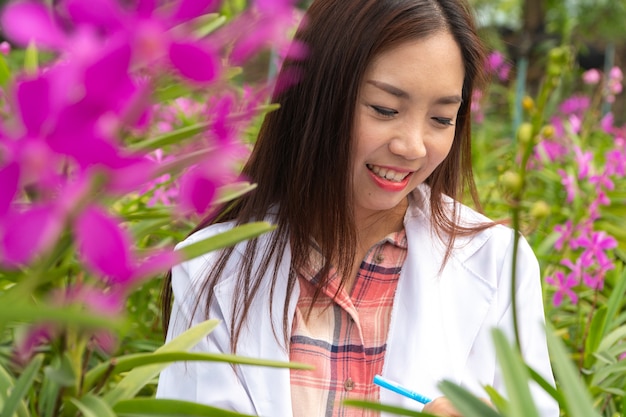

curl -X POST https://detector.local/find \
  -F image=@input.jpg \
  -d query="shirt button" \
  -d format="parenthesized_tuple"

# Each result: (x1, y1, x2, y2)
(344, 377, 355, 391)
(375, 254, 384, 263)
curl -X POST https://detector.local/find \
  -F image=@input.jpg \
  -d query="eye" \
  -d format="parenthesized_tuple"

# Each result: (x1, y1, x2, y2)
(431, 117, 455, 126)
(370, 105, 398, 118)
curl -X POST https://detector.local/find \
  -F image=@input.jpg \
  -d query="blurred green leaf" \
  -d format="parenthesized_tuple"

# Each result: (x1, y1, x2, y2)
(102, 320, 219, 405)
(43, 352, 76, 387)
(0, 364, 29, 417)
(24, 42, 38, 75)
(0, 55, 11, 87)
(546, 324, 602, 417)
(114, 398, 253, 416)
(342, 399, 436, 416)
(0, 302, 125, 331)
(491, 329, 541, 417)
(194, 14, 227, 37)
(0, 354, 43, 417)
(176, 221, 275, 262)
(84, 351, 312, 392)
(438, 381, 502, 417)
(70, 394, 117, 417)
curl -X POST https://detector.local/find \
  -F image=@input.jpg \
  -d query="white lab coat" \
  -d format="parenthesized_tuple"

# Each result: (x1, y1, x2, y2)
(157, 185, 559, 416)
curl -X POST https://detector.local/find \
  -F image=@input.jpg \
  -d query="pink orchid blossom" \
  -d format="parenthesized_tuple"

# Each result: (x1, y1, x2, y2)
(582, 68, 602, 85)
(558, 169, 578, 203)
(546, 270, 578, 306)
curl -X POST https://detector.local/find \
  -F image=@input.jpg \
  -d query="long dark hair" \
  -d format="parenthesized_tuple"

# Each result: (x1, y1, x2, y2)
(162, 0, 490, 351)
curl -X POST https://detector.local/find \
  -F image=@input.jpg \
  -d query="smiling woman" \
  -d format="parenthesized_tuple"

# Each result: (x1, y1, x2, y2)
(157, 1, 559, 416)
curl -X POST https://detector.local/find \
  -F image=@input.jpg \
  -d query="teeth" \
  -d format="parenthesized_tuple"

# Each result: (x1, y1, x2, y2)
(367, 164, 409, 183)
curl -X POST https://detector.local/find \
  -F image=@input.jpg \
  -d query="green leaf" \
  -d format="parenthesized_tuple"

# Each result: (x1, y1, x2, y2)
(0, 354, 44, 417)
(602, 266, 626, 337)
(0, 365, 28, 417)
(342, 399, 436, 416)
(0, 301, 125, 331)
(114, 398, 254, 417)
(102, 320, 219, 405)
(43, 352, 76, 387)
(24, 42, 38, 75)
(491, 329, 540, 417)
(482, 385, 508, 414)
(70, 394, 117, 417)
(130, 122, 210, 151)
(176, 221, 275, 262)
(0, 55, 11, 87)
(545, 324, 602, 417)
(212, 182, 257, 206)
(438, 381, 502, 417)
(584, 306, 608, 368)
(194, 14, 227, 37)
(84, 351, 312, 392)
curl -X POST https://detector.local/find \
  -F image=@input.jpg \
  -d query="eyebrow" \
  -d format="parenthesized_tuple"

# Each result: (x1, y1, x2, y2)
(366, 80, 463, 105)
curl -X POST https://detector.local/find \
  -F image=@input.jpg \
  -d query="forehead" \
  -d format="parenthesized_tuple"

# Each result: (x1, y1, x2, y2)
(363, 31, 465, 95)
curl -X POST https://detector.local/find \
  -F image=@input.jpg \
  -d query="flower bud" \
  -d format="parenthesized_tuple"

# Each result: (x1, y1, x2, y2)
(522, 96, 534, 111)
(541, 125, 555, 139)
(530, 200, 550, 219)
(500, 171, 523, 193)
(517, 122, 534, 144)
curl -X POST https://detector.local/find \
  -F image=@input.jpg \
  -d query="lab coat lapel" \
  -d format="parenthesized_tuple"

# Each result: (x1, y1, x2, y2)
(214, 241, 297, 417)
(382, 189, 496, 409)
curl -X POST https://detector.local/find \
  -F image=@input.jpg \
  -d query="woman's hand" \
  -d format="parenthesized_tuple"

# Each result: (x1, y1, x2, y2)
(422, 397, 462, 416)
(422, 396, 492, 416)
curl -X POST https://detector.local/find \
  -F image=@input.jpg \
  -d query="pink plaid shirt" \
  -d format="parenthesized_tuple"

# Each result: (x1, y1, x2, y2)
(290, 230, 408, 417)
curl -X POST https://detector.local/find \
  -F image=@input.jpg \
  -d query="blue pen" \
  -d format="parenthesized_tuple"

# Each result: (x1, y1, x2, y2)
(373, 374, 433, 404)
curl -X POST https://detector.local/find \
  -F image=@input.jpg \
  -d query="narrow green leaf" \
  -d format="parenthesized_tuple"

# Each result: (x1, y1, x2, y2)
(194, 14, 227, 37)
(70, 394, 117, 417)
(102, 320, 219, 405)
(545, 324, 602, 417)
(212, 182, 257, 206)
(491, 329, 541, 417)
(342, 399, 435, 416)
(114, 398, 254, 417)
(602, 266, 626, 338)
(438, 381, 502, 417)
(43, 353, 76, 387)
(176, 221, 275, 262)
(84, 351, 312, 391)
(0, 302, 124, 331)
(482, 385, 508, 414)
(24, 42, 38, 75)
(0, 55, 11, 87)
(526, 365, 562, 405)
(0, 354, 44, 417)
(130, 122, 210, 151)
(584, 306, 608, 368)
(0, 365, 28, 417)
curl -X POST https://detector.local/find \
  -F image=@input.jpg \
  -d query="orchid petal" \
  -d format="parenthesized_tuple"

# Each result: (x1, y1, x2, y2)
(0, 1, 66, 50)
(168, 0, 219, 25)
(16, 75, 51, 135)
(131, 249, 180, 283)
(83, 42, 134, 110)
(75, 205, 134, 283)
(180, 171, 217, 214)
(169, 40, 219, 83)
(63, 0, 127, 33)
(0, 162, 20, 219)
(2, 204, 62, 265)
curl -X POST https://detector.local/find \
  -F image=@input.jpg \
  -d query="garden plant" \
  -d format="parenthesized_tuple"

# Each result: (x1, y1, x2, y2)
(0, 0, 625, 416)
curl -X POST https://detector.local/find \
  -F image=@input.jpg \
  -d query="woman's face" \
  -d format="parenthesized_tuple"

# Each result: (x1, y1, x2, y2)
(351, 31, 465, 224)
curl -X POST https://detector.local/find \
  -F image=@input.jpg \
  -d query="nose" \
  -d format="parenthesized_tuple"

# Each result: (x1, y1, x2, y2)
(388, 121, 427, 160)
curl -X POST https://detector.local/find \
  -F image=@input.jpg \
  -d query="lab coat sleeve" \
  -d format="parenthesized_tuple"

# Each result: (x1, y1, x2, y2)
(155, 241, 257, 415)
(494, 233, 560, 417)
